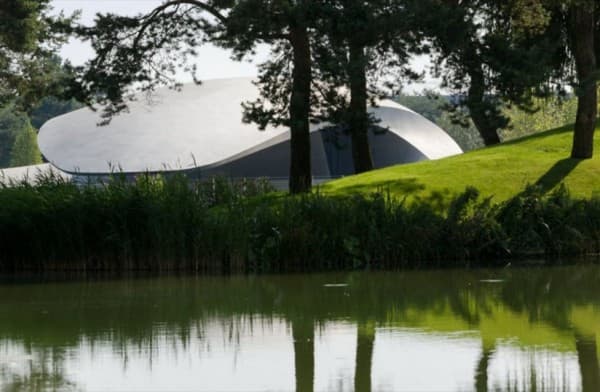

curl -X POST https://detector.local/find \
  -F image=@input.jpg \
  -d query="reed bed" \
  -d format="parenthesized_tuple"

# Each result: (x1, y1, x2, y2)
(1, 173, 599, 273)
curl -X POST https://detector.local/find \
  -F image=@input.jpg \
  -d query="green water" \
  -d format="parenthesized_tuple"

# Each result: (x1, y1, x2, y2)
(1, 266, 599, 392)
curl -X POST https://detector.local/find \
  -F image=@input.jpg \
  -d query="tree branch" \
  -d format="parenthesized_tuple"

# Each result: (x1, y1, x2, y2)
(149, 0, 227, 23)
(133, 0, 228, 50)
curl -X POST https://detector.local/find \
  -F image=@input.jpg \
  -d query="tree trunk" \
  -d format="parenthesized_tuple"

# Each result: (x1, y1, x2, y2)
(289, 25, 312, 194)
(467, 63, 501, 146)
(571, 4, 597, 159)
(354, 321, 375, 392)
(348, 41, 374, 174)
(292, 318, 314, 392)
(469, 105, 502, 146)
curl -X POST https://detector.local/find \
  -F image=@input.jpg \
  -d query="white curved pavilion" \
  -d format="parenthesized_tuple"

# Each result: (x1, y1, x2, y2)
(0, 163, 71, 185)
(38, 78, 462, 181)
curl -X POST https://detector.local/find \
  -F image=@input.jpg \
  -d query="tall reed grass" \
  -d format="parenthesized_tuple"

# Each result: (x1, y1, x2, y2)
(1, 173, 599, 272)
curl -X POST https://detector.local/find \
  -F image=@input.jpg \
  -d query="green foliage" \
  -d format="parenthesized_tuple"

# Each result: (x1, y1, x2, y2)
(28, 96, 82, 129)
(501, 96, 578, 141)
(70, 1, 324, 191)
(0, 61, 80, 169)
(397, 93, 578, 150)
(0, 105, 38, 167)
(309, 1, 426, 135)
(1, 173, 600, 272)
(0, 0, 51, 52)
(0, 174, 276, 271)
(0, 2, 75, 109)
(424, 1, 565, 146)
(0, 96, 73, 168)
(499, 185, 596, 257)
(9, 119, 41, 166)
(0, 106, 26, 166)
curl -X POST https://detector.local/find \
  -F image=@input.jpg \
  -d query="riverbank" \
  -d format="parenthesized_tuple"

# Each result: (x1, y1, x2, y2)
(1, 171, 599, 272)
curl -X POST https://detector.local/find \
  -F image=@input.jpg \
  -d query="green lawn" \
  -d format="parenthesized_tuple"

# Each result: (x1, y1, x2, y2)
(322, 125, 600, 203)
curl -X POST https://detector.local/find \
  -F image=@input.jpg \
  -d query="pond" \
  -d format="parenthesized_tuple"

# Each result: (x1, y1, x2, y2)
(0, 266, 599, 391)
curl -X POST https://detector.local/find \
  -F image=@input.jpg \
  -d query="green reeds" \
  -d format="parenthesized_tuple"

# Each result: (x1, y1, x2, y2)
(1, 174, 599, 272)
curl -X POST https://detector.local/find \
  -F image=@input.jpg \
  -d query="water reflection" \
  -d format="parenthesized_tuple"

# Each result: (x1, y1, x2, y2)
(0, 266, 599, 391)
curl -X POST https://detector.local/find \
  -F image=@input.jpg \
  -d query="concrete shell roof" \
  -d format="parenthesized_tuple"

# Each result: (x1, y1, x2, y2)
(0, 163, 71, 185)
(38, 78, 462, 174)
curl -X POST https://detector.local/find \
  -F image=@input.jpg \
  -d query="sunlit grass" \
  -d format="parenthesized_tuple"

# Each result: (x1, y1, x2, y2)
(322, 125, 600, 203)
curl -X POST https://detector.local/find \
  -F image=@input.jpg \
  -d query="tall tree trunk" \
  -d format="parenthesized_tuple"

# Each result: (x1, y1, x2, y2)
(348, 41, 374, 174)
(575, 334, 600, 392)
(354, 321, 375, 392)
(469, 105, 502, 146)
(292, 318, 314, 392)
(289, 25, 312, 194)
(467, 64, 501, 146)
(571, 4, 597, 159)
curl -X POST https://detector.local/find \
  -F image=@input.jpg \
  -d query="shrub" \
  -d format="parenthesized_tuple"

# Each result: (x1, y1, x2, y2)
(1, 175, 599, 272)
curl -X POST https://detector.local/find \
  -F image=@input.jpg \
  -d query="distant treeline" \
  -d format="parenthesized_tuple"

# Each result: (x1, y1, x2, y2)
(0, 97, 82, 168)
(1, 174, 598, 273)
(397, 94, 578, 152)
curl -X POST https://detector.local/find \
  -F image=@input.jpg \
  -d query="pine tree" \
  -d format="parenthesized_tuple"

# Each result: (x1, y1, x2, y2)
(70, 1, 326, 193)
(0, 1, 73, 108)
(426, 1, 563, 146)
(10, 119, 42, 167)
(509, 0, 598, 158)
(313, 0, 427, 173)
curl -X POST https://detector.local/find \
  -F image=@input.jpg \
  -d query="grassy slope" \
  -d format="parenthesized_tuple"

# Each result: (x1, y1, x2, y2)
(322, 125, 600, 203)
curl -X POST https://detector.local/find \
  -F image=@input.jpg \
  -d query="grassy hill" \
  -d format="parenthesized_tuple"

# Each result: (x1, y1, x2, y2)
(322, 125, 600, 204)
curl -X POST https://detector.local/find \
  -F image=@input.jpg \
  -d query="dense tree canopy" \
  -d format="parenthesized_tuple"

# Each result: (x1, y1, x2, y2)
(313, 0, 427, 173)
(0, 0, 73, 109)
(0, 91, 79, 169)
(0, 105, 41, 167)
(0, 0, 50, 52)
(0, 1, 76, 169)
(491, 0, 598, 158)
(72, 1, 323, 193)
(424, 0, 564, 147)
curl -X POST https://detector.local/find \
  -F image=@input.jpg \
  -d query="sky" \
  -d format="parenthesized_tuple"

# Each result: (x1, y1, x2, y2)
(50, 0, 435, 92)
(51, 0, 268, 82)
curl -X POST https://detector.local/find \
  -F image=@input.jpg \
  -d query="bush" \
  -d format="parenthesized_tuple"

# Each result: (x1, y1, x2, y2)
(1, 175, 599, 272)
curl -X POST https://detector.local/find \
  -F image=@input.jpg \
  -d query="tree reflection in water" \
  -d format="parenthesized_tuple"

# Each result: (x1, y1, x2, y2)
(354, 321, 375, 392)
(0, 266, 598, 391)
(0, 346, 82, 392)
(576, 334, 600, 392)
(475, 344, 493, 392)
(292, 317, 314, 392)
